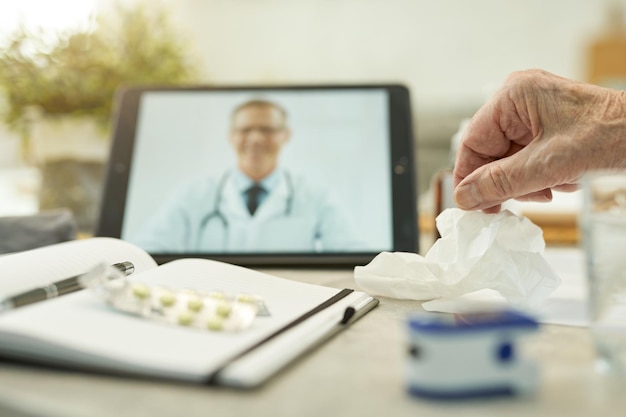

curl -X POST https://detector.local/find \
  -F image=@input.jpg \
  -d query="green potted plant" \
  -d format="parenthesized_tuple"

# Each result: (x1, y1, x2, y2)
(0, 3, 200, 232)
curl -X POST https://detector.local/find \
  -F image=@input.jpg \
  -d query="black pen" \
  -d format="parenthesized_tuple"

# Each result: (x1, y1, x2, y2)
(0, 261, 135, 311)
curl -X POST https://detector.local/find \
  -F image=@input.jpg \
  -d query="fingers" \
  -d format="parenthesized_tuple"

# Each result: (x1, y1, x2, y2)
(453, 149, 550, 211)
(453, 143, 583, 211)
(453, 78, 536, 189)
(454, 156, 515, 210)
(453, 106, 511, 188)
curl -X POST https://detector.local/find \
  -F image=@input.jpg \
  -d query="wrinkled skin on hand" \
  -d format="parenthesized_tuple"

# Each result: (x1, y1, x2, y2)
(453, 69, 626, 213)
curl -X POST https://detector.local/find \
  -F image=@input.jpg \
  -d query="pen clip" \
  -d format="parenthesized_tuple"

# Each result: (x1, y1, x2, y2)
(340, 306, 356, 325)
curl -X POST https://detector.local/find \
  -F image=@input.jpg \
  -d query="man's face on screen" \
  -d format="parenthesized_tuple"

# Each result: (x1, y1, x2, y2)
(230, 105, 290, 181)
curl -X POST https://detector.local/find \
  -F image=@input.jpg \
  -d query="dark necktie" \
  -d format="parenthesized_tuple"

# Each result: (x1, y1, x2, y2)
(246, 184, 264, 215)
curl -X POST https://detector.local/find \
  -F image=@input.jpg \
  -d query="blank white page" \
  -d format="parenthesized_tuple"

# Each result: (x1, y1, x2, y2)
(0, 238, 158, 297)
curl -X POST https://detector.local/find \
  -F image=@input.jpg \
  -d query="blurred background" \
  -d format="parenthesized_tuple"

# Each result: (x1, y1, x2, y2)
(1, 0, 625, 240)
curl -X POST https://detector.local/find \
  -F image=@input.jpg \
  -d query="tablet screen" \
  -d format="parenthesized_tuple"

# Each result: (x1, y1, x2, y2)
(97, 85, 417, 266)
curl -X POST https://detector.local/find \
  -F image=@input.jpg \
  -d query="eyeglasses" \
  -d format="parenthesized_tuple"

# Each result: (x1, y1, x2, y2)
(233, 126, 285, 136)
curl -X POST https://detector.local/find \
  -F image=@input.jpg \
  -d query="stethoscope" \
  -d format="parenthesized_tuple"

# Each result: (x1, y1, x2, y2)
(197, 170, 294, 249)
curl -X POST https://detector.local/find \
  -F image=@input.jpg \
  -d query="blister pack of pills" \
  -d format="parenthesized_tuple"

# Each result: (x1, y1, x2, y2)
(79, 264, 269, 332)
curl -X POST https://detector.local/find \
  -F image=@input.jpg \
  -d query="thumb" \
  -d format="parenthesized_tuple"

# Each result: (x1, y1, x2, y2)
(453, 159, 550, 211)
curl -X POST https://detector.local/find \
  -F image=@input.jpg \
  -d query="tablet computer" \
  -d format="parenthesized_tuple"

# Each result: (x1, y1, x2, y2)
(96, 84, 418, 266)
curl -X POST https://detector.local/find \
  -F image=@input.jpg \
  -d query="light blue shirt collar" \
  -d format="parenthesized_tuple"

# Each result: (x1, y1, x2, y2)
(232, 168, 282, 194)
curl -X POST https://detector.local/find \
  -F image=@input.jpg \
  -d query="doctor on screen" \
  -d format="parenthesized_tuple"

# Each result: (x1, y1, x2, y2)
(130, 99, 368, 253)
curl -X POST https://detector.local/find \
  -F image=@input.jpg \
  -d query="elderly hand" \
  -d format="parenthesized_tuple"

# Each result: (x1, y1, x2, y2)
(453, 69, 626, 213)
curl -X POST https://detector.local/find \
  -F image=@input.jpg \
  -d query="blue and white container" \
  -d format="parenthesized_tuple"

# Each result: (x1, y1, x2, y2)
(406, 310, 539, 399)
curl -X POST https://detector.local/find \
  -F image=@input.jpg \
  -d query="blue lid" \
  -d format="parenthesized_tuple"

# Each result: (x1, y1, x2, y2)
(407, 310, 539, 334)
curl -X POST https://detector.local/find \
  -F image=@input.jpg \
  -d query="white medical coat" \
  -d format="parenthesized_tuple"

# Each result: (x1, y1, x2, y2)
(130, 171, 368, 253)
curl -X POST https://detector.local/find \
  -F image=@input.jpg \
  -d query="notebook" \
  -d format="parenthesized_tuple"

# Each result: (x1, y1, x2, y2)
(97, 84, 418, 266)
(0, 237, 378, 387)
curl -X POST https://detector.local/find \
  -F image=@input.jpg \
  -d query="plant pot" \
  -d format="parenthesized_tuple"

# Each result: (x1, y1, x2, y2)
(25, 109, 110, 234)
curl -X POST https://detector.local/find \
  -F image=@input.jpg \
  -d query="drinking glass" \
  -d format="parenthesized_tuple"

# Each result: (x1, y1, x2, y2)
(581, 170, 626, 373)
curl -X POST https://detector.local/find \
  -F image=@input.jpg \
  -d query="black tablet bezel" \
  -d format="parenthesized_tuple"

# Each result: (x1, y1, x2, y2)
(96, 84, 418, 267)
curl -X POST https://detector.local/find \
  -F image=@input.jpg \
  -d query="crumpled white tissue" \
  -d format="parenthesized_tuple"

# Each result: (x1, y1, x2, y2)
(354, 208, 561, 310)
